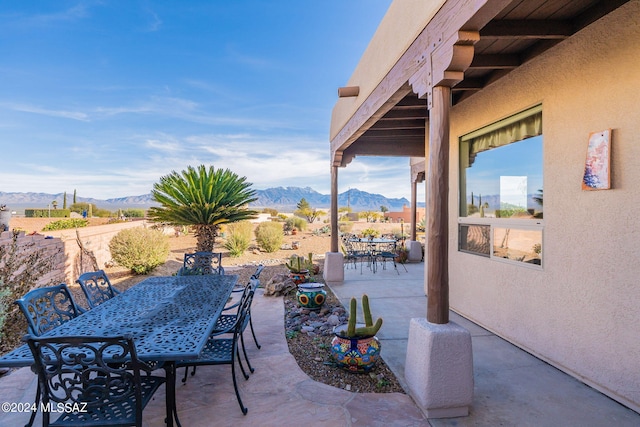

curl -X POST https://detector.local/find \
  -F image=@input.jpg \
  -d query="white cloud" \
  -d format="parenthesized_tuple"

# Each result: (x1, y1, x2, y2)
(3, 103, 89, 121)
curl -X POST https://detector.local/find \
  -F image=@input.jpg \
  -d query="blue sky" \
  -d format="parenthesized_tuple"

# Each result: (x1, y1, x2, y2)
(0, 0, 429, 201)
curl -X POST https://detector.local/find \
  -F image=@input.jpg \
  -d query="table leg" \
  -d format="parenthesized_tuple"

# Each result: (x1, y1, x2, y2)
(164, 362, 182, 427)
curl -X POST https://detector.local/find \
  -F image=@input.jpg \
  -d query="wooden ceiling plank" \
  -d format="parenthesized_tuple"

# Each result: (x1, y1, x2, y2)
(469, 53, 521, 69)
(480, 19, 573, 39)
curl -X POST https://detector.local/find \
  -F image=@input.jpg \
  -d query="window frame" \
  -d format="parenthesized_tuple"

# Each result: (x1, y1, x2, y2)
(457, 105, 544, 270)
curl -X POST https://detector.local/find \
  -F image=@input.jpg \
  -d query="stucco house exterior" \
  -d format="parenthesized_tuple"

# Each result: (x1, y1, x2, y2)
(326, 0, 639, 415)
(385, 204, 425, 225)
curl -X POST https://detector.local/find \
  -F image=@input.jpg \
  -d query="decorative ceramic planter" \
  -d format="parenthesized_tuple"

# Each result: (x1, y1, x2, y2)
(331, 323, 381, 373)
(296, 282, 326, 310)
(289, 270, 309, 285)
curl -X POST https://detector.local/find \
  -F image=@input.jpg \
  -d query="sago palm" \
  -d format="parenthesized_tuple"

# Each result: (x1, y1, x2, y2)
(148, 165, 258, 251)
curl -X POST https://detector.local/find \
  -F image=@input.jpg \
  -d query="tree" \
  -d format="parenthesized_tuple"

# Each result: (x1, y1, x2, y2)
(147, 165, 258, 251)
(359, 211, 382, 223)
(380, 205, 388, 214)
(63, 192, 67, 209)
(73, 189, 77, 204)
(294, 198, 325, 223)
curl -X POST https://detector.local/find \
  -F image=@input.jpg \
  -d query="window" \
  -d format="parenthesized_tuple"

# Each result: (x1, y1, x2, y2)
(458, 105, 543, 268)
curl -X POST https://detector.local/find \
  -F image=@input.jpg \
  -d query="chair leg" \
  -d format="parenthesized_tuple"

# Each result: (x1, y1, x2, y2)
(231, 345, 248, 415)
(25, 386, 40, 427)
(240, 332, 255, 373)
(181, 365, 196, 383)
(236, 346, 250, 380)
(249, 316, 261, 349)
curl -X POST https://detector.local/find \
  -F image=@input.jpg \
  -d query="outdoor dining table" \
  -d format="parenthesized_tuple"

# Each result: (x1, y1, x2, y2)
(0, 274, 238, 427)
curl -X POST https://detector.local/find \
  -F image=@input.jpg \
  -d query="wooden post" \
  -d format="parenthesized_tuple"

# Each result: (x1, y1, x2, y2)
(410, 178, 418, 241)
(330, 165, 339, 253)
(427, 86, 450, 324)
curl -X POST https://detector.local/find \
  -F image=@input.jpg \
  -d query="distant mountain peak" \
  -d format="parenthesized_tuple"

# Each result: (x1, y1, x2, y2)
(0, 187, 417, 212)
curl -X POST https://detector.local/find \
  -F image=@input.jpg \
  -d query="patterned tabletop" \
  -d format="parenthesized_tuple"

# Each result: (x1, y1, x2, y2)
(0, 274, 238, 367)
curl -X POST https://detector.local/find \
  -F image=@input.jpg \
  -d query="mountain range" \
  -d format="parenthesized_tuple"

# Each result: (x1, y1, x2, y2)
(0, 187, 417, 212)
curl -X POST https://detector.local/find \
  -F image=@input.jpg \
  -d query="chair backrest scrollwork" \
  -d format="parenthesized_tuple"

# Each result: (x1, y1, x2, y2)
(15, 284, 83, 336)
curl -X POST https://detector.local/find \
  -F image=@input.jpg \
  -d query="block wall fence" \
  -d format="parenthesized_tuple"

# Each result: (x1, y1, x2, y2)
(0, 221, 149, 288)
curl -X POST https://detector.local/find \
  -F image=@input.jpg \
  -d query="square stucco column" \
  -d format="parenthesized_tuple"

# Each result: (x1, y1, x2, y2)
(407, 240, 423, 262)
(323, 252, 344, 282)
(405, 318, 473, 418)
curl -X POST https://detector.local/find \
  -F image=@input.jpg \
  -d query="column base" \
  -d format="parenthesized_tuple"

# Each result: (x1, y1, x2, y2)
(407, 240, 423, 262)
(405, 318, 473, 418)
(323, 252, 344, 283)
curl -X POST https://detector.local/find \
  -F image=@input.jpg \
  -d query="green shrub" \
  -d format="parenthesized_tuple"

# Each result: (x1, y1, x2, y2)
(284, 216, 308, 232)
(25, 209, 70, 218)
(109, 227, 169, 274)
(254, 221, 283, 253)
(338, 222, 353, 233)
(224, 221, 253, 257)
(262, 208, 278, 217)
(42, 218, 89, 231)
(361, 228, 380, 238)
(122, 208, 145, 218)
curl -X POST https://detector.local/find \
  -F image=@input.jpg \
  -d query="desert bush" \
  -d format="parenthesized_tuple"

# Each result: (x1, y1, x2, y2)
(262, 208, 278, 217)
(0, 284, 10, 341)
(284, 216, 308, 232)
(42, 218, 89, 231)
(109, 227, 169, 274)
(0, 232, 61, 350)
(338, 222, 353, 233)
(224, 221, 253, 257)
(361, 228, 381, 238)
(254, 221, 283, 253)
(122, 208, 145, 218)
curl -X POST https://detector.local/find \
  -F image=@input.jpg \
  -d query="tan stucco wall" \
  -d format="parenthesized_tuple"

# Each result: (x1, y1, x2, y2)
(330, 0, 445, 140)
(446, 2, 640, 411)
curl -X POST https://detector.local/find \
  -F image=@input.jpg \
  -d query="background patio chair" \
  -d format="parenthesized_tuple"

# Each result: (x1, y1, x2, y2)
(15, 283, 84, 336)
(341, 233, 371, 272)
(177, 287, 255, 415)
(26, 335, 165, 427)
(177, 251, 224, 275)
(375, 240, 408, 274)
(76, 270, 120, 309)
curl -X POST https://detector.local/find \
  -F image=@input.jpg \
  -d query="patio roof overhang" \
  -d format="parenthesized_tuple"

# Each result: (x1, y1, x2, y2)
(330, 0, 631, 169)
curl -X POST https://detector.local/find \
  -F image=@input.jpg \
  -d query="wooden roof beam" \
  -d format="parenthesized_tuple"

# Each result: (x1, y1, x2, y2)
(380, 108, 429, 120)
(480, 20, 572, 39)
(369, 119, 426, 131)
(469, 53, 520, 70)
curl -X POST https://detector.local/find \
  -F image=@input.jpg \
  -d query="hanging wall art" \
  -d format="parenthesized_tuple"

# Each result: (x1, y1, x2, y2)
(582, 129, 611, 190)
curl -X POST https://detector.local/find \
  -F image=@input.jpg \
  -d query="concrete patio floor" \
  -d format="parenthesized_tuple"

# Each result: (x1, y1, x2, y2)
(330, 261, 640, 426)
(1, 260, 638, 426)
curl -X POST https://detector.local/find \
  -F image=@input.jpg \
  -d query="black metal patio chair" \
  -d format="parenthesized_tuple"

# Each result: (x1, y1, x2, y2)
(182, 272, 261, 383)
(15, 284, 84, 336)
(177, 287, 255, 415)
(15, 284, 87, 427)
(177, 251, 224, 276)
(341, 233, 371, 273)
(375, 240, 408, 274)
(26, 335, 165, 427)
(76, 270, 120, 309)
(224, 264, 264, 349)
